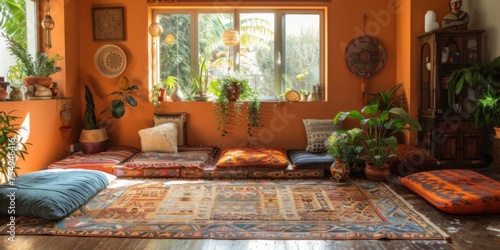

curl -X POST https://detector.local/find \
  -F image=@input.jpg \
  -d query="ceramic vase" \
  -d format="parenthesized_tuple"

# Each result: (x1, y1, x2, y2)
(9, 87, 23, 101)
(425, 10, 439, 32)
(330, 159, 350, 182)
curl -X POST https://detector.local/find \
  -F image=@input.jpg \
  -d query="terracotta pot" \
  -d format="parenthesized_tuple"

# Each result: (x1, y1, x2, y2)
(158, 88, 166, 102)
(495, 127, 500, 138)
(364, 163, 390, 182)
(226, 82, 241, 101)
(23, 77, 52, 88)
(330, 158, 350, 182)
(79, 128, 108, 154)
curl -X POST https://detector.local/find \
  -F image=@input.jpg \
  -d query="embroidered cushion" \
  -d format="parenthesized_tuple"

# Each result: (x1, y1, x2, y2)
(287, 150, 334, 169)
(216, 148, 289, 168)
(154, 113, 187, 146)
(387, 144, 439, 176)
(138, 123, 178, 153)
(399, 169, 500, 214)
(303, 119, 342, 152)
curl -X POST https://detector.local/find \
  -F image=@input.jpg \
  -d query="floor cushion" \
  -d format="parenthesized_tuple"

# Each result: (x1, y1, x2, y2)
(388, 144, 439, 176)
(399, 169, 500, 214)
(216, 147, 289, 168)
(287, 150, 333, 169)
(0, 169, 116, 220)
(48, 147, 139, 174)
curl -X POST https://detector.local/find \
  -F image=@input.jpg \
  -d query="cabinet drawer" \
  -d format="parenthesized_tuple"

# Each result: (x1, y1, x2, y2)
(459, 121, 480, 133)
(436, 121, 459, 133)
(436, 121, 480, 133)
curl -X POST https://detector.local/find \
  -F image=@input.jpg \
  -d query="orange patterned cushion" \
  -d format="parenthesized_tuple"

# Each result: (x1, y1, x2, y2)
(400, 169, 500, 214)
(216, 148, 289, 168)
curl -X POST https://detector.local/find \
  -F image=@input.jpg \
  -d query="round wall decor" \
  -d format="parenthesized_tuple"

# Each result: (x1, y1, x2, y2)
(345, 35, 386, 79)
(345, 35, 386, 103)
(94, 44, 127, 78)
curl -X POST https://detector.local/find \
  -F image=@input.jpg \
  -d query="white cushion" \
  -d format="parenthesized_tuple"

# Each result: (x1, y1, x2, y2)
(138, 123, 178, 153)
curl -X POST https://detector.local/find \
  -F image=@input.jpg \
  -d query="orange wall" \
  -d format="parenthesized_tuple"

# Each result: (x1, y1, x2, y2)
(3, 1, 445, 175)
(1, 0, 81, 175)
(78, 0, 400, 150)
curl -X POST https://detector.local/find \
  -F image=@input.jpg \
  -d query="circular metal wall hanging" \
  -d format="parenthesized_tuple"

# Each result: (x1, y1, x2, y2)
(94, 44, 127, 78)
(345, 35, 386, 103)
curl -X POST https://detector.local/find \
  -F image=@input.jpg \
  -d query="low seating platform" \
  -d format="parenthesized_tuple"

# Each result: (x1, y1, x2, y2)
(48, 146, 331, 179)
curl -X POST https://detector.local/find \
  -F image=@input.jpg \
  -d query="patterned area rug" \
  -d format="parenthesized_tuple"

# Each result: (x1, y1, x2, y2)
(1, 179, 448, 240)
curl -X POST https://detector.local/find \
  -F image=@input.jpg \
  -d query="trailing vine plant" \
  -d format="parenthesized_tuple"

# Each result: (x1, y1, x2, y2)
(209, 74, 261, 136)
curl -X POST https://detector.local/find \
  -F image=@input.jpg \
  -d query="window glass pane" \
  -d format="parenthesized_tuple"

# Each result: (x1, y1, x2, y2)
(239, 13, 275, 97)
(0, 0, 37, 87)
(283, 14, 320, 95)
(199, 13, 233, 80)
(157, 13, 192, 98)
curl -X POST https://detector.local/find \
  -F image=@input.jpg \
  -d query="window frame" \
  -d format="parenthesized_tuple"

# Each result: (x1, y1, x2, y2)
(150, 7, 326, 101)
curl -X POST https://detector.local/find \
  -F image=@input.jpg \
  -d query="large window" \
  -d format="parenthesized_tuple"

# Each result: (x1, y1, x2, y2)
(0, 0, 38, 82)
(151, 8, 324, 101)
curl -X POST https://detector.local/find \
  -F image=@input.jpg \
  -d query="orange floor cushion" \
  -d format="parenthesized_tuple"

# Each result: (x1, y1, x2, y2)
(399, 169, 500, 214)
(216, 147, 289, 169)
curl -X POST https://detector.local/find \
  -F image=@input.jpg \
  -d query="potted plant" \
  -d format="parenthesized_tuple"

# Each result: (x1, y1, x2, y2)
(208, 74, 261, 136)
(472, 85, 500, 137)
(189, 58, 211, 101)
(327, 128, 364, 181)
(80, 78, 139, 154)
(447, 56, 500, 111)
(151, 76, 178, 110)
(334, 104, 422, 181)
(0, 110, 29, 183)
(3, 33, 63, 88)
(367, 83, 408, 111)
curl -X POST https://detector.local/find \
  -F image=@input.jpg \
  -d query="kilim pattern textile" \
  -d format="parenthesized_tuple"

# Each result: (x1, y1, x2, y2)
(0, 179, 448, 240)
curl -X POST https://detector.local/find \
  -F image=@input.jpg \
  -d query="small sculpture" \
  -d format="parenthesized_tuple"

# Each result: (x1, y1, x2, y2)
(442, 0, 470, 29)
(33, 84, 53, 97)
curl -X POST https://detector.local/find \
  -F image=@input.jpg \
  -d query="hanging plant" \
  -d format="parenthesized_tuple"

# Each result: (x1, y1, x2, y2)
(209, 74, 261, 136)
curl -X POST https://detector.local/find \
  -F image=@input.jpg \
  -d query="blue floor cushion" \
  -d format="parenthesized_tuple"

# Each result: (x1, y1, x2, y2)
(0, 169, 115, 220)
(287, 150, 334, 169)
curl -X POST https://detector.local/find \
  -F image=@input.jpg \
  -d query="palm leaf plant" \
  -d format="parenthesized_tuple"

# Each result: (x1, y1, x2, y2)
(0, 110, 29, 182)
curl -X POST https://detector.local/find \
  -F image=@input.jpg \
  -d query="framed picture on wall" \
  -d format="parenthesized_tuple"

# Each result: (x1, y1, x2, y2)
(92, 7, 126, 41)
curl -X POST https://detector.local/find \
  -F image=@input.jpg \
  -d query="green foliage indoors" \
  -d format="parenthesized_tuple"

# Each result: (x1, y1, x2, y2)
(472, 86, 500, 127)
(327, 128, 364, 167)
(84, 85, 97, 130)
(0, 0, 26, 45)
(4, 33, 63, 77)
(0, 110, 29, 181)
(209, 74, 261, 136)
(84, 84, 139, 130)
(368, 83, 408, 111)
(447, 56, 500, 108)
(334, 104, 422, 167)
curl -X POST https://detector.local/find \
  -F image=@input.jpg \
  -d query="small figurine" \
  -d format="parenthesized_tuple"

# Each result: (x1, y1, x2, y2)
(442, 0, 470, 29)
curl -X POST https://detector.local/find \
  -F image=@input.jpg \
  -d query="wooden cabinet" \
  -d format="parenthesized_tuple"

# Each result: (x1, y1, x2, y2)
(417, 29, 485, 166)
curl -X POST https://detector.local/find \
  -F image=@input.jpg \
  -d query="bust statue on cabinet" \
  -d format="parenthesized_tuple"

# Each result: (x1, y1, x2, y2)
(442, 0, 470, 29)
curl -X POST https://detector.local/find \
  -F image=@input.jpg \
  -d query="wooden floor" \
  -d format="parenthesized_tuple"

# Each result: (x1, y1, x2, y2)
(2, 168, 499, 250)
